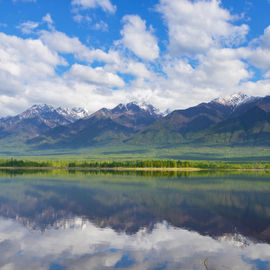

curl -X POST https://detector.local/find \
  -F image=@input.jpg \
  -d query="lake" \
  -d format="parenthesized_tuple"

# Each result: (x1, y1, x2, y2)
(0, 169, 270, 269)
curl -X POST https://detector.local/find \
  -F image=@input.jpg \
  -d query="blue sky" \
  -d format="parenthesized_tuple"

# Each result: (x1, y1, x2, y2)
(0, 0, 270, 116)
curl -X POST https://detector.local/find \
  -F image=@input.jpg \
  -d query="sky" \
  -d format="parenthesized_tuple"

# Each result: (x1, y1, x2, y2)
(0, 0, 270, 116)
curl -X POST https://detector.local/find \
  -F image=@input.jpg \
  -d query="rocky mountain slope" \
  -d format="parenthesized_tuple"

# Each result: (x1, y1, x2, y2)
(128, 93, 270, 146)
(29, 102, 163, 148)
(0, 104, 89, 140)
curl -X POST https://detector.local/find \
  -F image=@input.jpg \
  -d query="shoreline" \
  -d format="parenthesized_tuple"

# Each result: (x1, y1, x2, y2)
(0, 166, 202, 171)
(0, 166, 270, 172)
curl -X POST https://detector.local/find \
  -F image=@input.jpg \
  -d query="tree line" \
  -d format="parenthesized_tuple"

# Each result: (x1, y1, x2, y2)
(0, 158, 270, 169)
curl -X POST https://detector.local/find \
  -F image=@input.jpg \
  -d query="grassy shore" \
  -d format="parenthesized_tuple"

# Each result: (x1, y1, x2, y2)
(0, 166, 202, 172)
(1, 158, 270, 171)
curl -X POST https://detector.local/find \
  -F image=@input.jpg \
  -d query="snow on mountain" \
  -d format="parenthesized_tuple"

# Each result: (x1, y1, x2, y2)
(133, 101, 163, 116)
(212, 92, 259, 107)
(0, 104, 90, 134)
(19, 104, 55, 119)
(56, 107, 89, 121)
(111, 102, 163, 117)
(16, 104, 89, 122)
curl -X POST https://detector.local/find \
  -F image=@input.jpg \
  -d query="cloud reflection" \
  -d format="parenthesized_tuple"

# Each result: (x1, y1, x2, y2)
(0, 217, 269, 270)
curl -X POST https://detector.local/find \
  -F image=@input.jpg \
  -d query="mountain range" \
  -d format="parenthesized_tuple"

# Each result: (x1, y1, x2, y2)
(129, 93, 270, 146)
(0, 104, 89, 141)
(1, 92, 270, 149)
(29, 102, 162, 148)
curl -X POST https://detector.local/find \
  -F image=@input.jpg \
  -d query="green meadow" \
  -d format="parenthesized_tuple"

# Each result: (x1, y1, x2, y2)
(1, 143, 270, 163)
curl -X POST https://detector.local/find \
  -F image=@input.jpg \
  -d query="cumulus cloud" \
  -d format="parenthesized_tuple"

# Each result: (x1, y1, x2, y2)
(1, 1, 270, 117)
(0, 33, 65, 80)
(193, 48, 251, 89)
(39, 30, 120, 64)
(40, 30, 88, 55)
(68, 64, 125, 87)
(156, 0, 249, 55)
(0, 32, 68, 115)
(71, 0, 116, 14)
(247, 26, 270, 70)
(0, 31, 129, 116)
(0, 29, 150, 116)
(119, 15, 160, 61)
(119, 61, 152, 79)
(242, 79, 270, 97)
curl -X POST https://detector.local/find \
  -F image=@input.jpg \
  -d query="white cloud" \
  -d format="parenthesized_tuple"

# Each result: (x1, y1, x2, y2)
(246, 26, 270, 70)
(0, 32, 67, 115)
(93, 20, 108, 32)
(39, 30, 120, 64)
(242, 79, 270, 97)
(68, 64, 125, 87)
(120, 61, 152, 79)
(16, 21, 39, 34)
(0, 28, 257, 116)
(40, 30, 88, 55)
(0, 218, 268, 270)
(104, 55, 152, 79)
(260, 25, 270, 48)
(16, 14, 54, 36)
(0, 32, 65, 80)
(248, 47, 270, 70)
(42, 13, 53, 25)
(71, 0, 116, 14)
(1, 2, 270, 117)
(157, 0, 249, 55)
(0, 31, 128, 115)
(193, 48, 251, 89)
(119, 15, 160, 62)
(114, 47, 252, 112)
(264, 71, 270, 78)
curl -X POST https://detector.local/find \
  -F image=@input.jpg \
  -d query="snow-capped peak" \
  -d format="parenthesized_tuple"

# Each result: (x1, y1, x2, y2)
(212, 92, 258, 107)
(129, 101, 163, 116)
(20, 104, 55, 119)
(112, 102, 161, 116)
(56, 107, 89, 120)
(30, 104, 54, 111)
(18, 104, 89, 121)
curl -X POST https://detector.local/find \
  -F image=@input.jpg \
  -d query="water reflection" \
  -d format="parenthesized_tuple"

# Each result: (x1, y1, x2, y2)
(0, 217, 270, 270)
(0, 170, 270, 269)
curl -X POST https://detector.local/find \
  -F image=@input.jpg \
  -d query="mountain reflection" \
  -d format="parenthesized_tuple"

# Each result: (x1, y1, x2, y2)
(0, 170, 270, 269)
(0, 217, 270, 270)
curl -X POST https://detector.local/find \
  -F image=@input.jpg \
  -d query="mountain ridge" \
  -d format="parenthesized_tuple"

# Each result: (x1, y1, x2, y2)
(28, 102, 163, 148)
(211, 92, 259, 108)
(0, 104, 89, 140)
(1, 93, 270, 149)
(127, 93, 270, 146)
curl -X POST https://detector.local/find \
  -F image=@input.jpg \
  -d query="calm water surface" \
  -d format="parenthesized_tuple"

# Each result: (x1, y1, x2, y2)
(0, 170, 270, 270)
